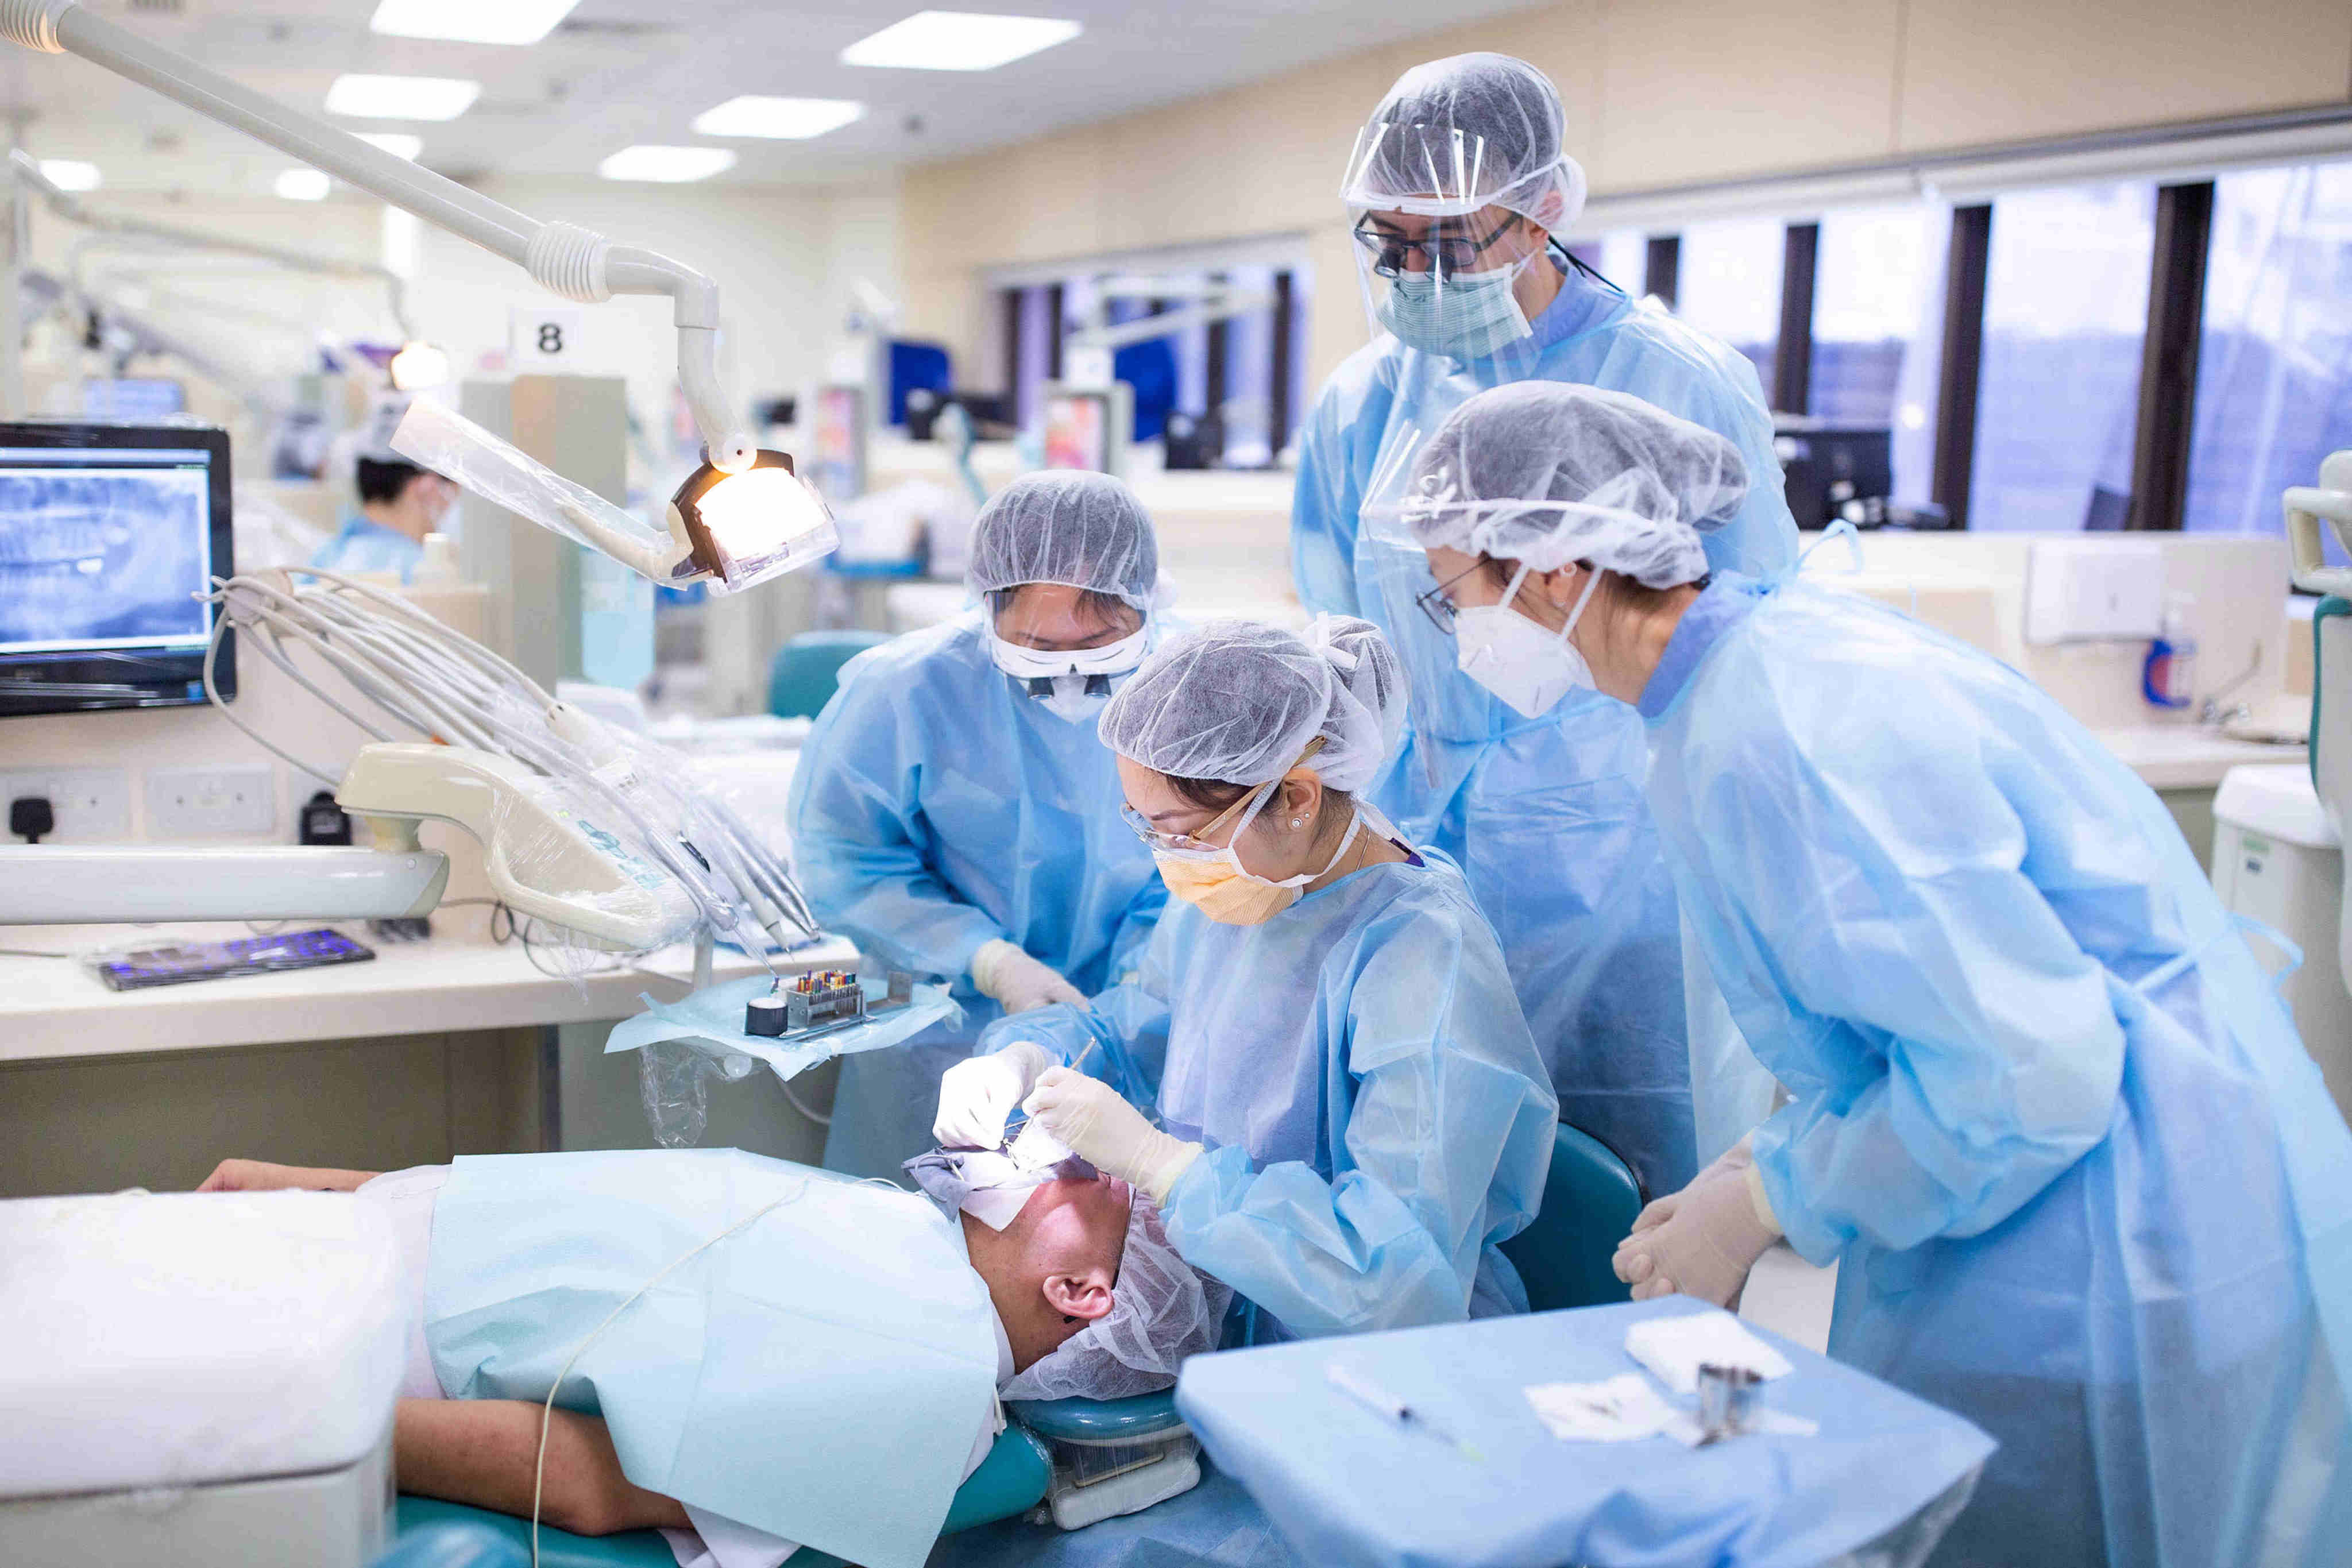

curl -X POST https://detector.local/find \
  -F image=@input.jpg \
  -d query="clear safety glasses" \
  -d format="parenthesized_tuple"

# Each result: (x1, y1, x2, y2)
(1119, 784, 1266, 858)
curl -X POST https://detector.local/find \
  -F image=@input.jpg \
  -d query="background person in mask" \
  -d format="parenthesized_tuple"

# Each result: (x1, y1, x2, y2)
(1403, 380, 2352, 1568)
(789, 471, 1169, 1180)
(934, 616, 1555, 1343)
(1293, 50, 1801, 1200)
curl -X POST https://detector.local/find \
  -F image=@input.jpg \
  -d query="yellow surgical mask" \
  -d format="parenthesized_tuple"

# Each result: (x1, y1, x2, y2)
(1149, 764, 1365, 927)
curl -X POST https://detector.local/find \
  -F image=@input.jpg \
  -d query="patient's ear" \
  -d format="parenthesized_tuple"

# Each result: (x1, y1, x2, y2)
(1043, 1267, 1115, 1324)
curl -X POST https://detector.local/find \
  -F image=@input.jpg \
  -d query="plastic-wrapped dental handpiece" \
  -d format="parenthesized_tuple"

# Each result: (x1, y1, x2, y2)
(392, 398, 688, 583)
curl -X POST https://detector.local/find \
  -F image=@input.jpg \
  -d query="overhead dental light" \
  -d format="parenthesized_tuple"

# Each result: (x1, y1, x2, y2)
(0, 0, 832, 594)
(387, 339, 449, 390)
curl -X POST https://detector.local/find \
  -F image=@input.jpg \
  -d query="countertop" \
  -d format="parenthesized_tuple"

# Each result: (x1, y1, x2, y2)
(2092, 725, 2309, 791)
(0, 906, 856, 1065)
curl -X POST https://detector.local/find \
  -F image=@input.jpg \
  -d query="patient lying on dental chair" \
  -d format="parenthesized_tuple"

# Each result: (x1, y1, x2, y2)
(197, 1145, 1227, 1568)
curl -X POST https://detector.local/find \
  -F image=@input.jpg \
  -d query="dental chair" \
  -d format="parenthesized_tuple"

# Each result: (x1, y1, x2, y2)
(385, 1123, 1643, 1565)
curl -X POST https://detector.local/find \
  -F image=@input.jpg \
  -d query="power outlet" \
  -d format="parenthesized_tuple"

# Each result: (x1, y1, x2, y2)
(0, 768, 131, 841)
(146, 766, 276, 838)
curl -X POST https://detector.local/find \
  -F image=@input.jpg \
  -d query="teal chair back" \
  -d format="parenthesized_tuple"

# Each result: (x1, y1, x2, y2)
(1500, 1123, 1644, 1313)
(767, 630, 889, 719)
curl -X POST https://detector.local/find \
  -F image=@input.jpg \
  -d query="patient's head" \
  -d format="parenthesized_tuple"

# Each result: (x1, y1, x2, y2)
(960, 1168, 1131, 1373)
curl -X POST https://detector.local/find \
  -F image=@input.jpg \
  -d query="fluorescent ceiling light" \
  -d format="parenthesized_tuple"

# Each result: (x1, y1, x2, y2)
(839, 10, 1080, 71)
(275, 168, 331, 202)
(37, 159, 100, 191)
(369, 0, 580, 46)
(325, 74, 481, 122)
(355, 132, 424, 160)
(597, 145, 737, 183)
(692, 96, 865, 140)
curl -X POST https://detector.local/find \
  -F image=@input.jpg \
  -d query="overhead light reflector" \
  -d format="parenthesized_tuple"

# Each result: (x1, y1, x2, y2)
(355, 132, 424, 160)
(325, 74, 482, 122)
(839, 10, 1080, 71)
(275, 168, 331, 202)
(368, 0, 581, 46)
(692, 96, 866, 140)
(37, 159, 100, 191)
(597, 145, 737, 183)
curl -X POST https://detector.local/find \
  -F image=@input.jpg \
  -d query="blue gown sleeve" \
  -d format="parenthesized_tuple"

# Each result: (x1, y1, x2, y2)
(786, 669, 1006, 984)
(1713, 692, 2129, 1263)
(1289, 386, 1363, 618)
(975, 919, 1176, 1110)
(1160, 907, 1557, 1339)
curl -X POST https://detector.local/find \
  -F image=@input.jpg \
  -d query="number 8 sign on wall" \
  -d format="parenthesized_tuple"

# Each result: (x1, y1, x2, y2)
(510, 305, 588, 370)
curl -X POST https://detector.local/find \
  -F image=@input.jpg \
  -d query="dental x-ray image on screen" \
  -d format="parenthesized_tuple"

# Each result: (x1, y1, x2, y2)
(0, 459, 213, 651)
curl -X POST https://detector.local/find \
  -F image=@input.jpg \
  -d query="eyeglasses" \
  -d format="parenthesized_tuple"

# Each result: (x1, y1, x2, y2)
(1351, 214, 1520, 279)
(1119, 782, 1268, 855)
(1414, 559, 1491, 636)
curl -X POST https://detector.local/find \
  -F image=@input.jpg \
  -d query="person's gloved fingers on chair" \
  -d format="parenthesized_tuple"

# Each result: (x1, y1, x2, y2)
(1612, 1163, 1782, 1307)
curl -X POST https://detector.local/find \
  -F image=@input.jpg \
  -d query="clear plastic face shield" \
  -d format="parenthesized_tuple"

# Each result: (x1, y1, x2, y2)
(1340, 121, 1571, 387)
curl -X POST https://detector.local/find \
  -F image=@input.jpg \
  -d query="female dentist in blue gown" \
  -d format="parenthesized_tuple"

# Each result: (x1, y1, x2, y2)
(1400, 380, 2352, 1568)
(1293, 51, 1800, 1198)
(934, 617, 1557, 1341)
(788, 472, 1168, 1179)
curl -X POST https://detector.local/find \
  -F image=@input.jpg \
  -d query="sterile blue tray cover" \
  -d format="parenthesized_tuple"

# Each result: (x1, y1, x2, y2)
(1174, 1297, 1996, 1568)
(423, 1148, 1000, 1568)
(604, 974, 959, 1080)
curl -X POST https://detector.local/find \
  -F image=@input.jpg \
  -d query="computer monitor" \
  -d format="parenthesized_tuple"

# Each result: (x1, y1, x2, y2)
(0, 420, 235, 717)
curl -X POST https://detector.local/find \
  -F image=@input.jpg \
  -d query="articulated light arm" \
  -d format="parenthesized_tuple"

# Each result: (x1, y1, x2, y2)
(13, 150, 416, 340)
(0, 0, 754, 474)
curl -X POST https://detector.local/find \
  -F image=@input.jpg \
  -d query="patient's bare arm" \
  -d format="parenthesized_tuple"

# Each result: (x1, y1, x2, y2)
(395, 1399, 691, 1536)
(197, 1158, 381, 1193)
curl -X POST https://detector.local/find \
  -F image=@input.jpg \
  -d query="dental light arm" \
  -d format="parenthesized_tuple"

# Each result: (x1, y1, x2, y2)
(12, 150, 416, 341)
(0, 0, 753, 476)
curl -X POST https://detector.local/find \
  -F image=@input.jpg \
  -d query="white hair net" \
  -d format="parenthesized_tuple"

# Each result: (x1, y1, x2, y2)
(997, 1190, 1233, 1404)
(1340, 53, 1588, 231)
(965, 470, 1160, 610)
(1099, 615, 1405, 795)
(1395, 383, 1750, 589)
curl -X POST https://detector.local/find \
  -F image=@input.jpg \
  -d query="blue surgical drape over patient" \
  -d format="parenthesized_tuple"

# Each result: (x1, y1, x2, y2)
(788, 615, 1165, 1177)
(1291, 265, 1799, 1196)
(980, 852, 1556, 1343)
(1640, 574, 2352, 1568)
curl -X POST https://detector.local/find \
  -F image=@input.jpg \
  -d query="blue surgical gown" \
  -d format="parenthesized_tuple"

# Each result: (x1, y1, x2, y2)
(788, 612, 1165, 1179)
(310, 514, 423, 582)
(979, 849, 1557, 1343)
(1639, 574, 2352, 1567)
(1291, 267, 1799, 1198)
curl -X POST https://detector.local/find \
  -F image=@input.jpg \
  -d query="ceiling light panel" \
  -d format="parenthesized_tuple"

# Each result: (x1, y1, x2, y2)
(692, 96, 866, 140)
(275, 169, 331, 201)
(369, 0, 581, 46)
(38, 160, 99, 191)
(839, 11, 1082, 71)
(325, 75, 482, 122)
(597, 145, 737, 183)
(354, 133, 424, 160)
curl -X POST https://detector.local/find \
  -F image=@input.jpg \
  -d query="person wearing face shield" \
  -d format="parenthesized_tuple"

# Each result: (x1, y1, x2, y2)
(1396, 380, 2352, 1568)
(934, 615, 1556, 1345)
(787, 471, 1171, 1180)
(1295, 51, 1802, 1199)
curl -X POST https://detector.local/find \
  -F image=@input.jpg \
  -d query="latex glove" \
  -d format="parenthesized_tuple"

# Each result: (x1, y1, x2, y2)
(1628, 1133, 1755, 1237)
(1022, 1067, 1202, 1204)
(1613, 1164, 1782, 1307)
(970, 938, 1088, 1014)
(934, 1040, 1054, 1150)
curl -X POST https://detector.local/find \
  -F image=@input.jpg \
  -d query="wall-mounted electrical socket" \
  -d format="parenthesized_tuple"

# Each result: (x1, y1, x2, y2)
(146, 766, 276, 838)
(0, 768, 132, 841)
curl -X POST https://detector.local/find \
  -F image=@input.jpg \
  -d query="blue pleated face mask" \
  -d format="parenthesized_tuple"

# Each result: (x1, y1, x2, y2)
(1377, 259, 1535, 364)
